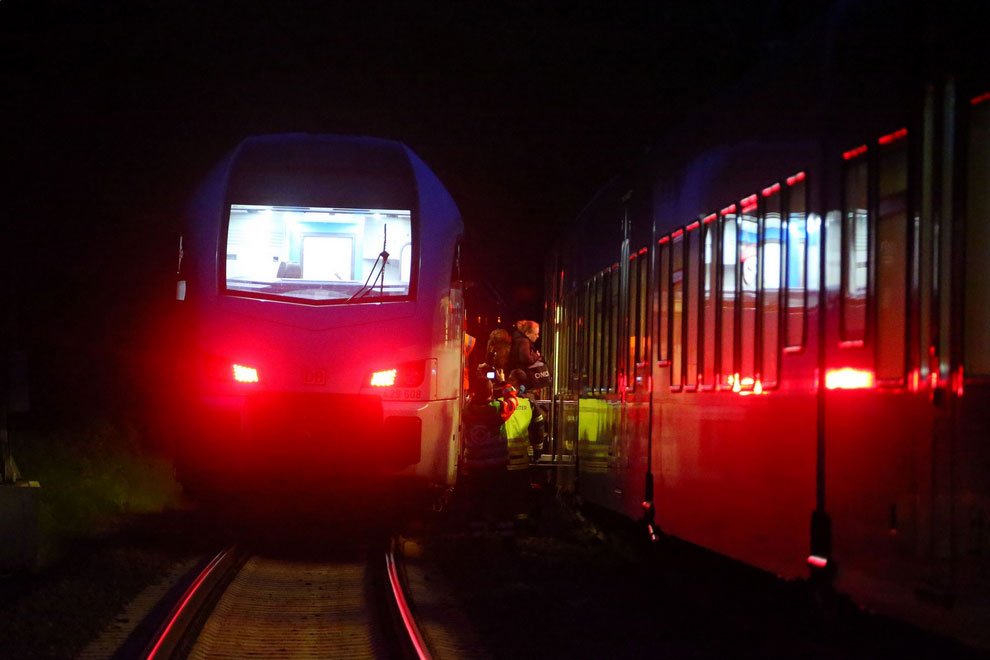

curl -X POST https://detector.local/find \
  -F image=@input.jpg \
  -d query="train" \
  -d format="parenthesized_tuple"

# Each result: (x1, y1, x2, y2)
(541, 3, 989, 649)
(169, 134, 465, 502)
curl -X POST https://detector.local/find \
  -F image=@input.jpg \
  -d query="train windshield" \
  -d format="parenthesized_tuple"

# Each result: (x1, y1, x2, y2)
(224, 204, 414, 303)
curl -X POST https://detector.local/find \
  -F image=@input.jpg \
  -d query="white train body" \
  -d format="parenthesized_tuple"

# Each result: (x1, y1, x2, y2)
(172, 134, 464, 495)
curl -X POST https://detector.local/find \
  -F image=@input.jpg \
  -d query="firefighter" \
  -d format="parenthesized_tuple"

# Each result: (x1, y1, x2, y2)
(505, 368, 549, 533)
(460, 369, 518, 537)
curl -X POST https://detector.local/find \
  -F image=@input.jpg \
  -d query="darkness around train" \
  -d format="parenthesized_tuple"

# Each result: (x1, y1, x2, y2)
(2, 0, 987, 653)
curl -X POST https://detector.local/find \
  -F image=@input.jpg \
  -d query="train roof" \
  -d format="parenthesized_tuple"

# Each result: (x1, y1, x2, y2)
(226, 133, 420, 212)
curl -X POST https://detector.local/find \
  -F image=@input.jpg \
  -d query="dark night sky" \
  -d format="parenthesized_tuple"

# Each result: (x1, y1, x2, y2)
(2, 0, 831, 416)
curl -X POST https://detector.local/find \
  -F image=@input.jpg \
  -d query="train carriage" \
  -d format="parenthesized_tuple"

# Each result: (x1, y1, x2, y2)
(170, 134, 464, 500)
(543, 4, 989, 648)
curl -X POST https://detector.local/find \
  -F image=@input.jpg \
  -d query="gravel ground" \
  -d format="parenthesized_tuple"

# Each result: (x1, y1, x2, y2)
(418, 489, 990, 660)
(1, 490, 988, 660)
(0, 509, 209, 660)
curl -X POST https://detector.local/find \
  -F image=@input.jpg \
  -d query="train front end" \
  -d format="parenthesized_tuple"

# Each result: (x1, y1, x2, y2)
(171, 134, 464, 498)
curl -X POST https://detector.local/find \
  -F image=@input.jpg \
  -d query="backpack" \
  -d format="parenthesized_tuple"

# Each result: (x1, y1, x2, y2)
(526, 359, 552, 390)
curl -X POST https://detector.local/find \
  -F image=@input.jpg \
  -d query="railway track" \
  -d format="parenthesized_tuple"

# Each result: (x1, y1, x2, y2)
(95, 537, 479, 660)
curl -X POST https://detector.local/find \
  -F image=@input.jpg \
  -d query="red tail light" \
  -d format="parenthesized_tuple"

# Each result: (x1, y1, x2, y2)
(370, 369, 398, 387)
(368, 360, 428, 388)
(232, 364, 259, 383)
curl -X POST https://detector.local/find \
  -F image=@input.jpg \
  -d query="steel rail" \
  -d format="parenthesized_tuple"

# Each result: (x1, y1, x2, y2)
(142, 545, 238, 660)
(386, 540, 433, 660)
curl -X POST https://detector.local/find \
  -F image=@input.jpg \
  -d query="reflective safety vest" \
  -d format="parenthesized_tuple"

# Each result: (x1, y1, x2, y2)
(504, 396, 533, 471)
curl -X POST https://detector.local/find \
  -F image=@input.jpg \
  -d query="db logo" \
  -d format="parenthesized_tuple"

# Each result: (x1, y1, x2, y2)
(302, 369, 326, 386)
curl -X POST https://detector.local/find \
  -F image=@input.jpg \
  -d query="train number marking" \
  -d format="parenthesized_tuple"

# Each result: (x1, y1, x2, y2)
(302, 369, 326, 386)
(382, 388, 422, 400)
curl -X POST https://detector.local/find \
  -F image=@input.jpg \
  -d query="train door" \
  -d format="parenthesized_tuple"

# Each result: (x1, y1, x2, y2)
(824, 98, 935, 613)
(935, 81, 990, 613)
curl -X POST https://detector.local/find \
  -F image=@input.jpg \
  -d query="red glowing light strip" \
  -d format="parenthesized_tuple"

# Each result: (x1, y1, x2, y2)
(611, 262, 619, 271)
(740, 194, 758, 212)
(702, 213, 717, 224)
(638, 247, 648, 255)
(878, 127, 907, 145)
(971, 91, 990, 105)
(843, 145, 867, 160)
(659, 236, 670, 244)
(787, 171, 806, 185)
(386, 550, 433, 660)
(145, 548, 232, 660)
(686, 220, 700, 231)
(671, 229, 684, 238)
(720, 203, 737, 216)
(953, 365, 965, 397)
(762, 182, 781, 197)
(825, 368, 875, 390)
(807, 555, 828, 568)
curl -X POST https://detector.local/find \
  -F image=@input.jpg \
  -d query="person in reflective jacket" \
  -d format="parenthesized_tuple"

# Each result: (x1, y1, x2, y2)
(506, 369, 549, 529)
(460, 369, 518, 536)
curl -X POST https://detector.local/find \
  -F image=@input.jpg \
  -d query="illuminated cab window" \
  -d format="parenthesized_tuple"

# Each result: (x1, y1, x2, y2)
(966, 93, 990, 376)
(875, 129, 909, 384)
(224, 205, 413, 303)
(842, 148, 869, 343)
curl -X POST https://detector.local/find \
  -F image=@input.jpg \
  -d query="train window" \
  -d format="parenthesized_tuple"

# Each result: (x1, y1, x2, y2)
(876, 130, 909, 384)
(720, 207, 737, 387)
(580, 281, 591, 391)
(224, 205, 413, 303)
(608, 266, 620, 391)
(739, 196, 759, 387)
(627, 250, 649, 389)
(671, 230, 685, 390)
(590, 274, 605, 392)
(627, 253, 639, 388)
(966, 95, 990, 376)
(658, 238, 671, 365)
(702, 216, 717, 389)
(638, 248, 649, 368)
(762, 186, 782, 387)
(842, 150, 869, 344)
(785, 174, 808, 349)
(686, 223, 701, 389)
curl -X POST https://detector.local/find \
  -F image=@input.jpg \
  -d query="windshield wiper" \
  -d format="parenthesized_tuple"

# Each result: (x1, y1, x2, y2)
(346, 224, 390, 302)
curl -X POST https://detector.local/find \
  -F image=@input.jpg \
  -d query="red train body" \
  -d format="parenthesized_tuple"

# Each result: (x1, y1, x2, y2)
(543, 5, 989, 648)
